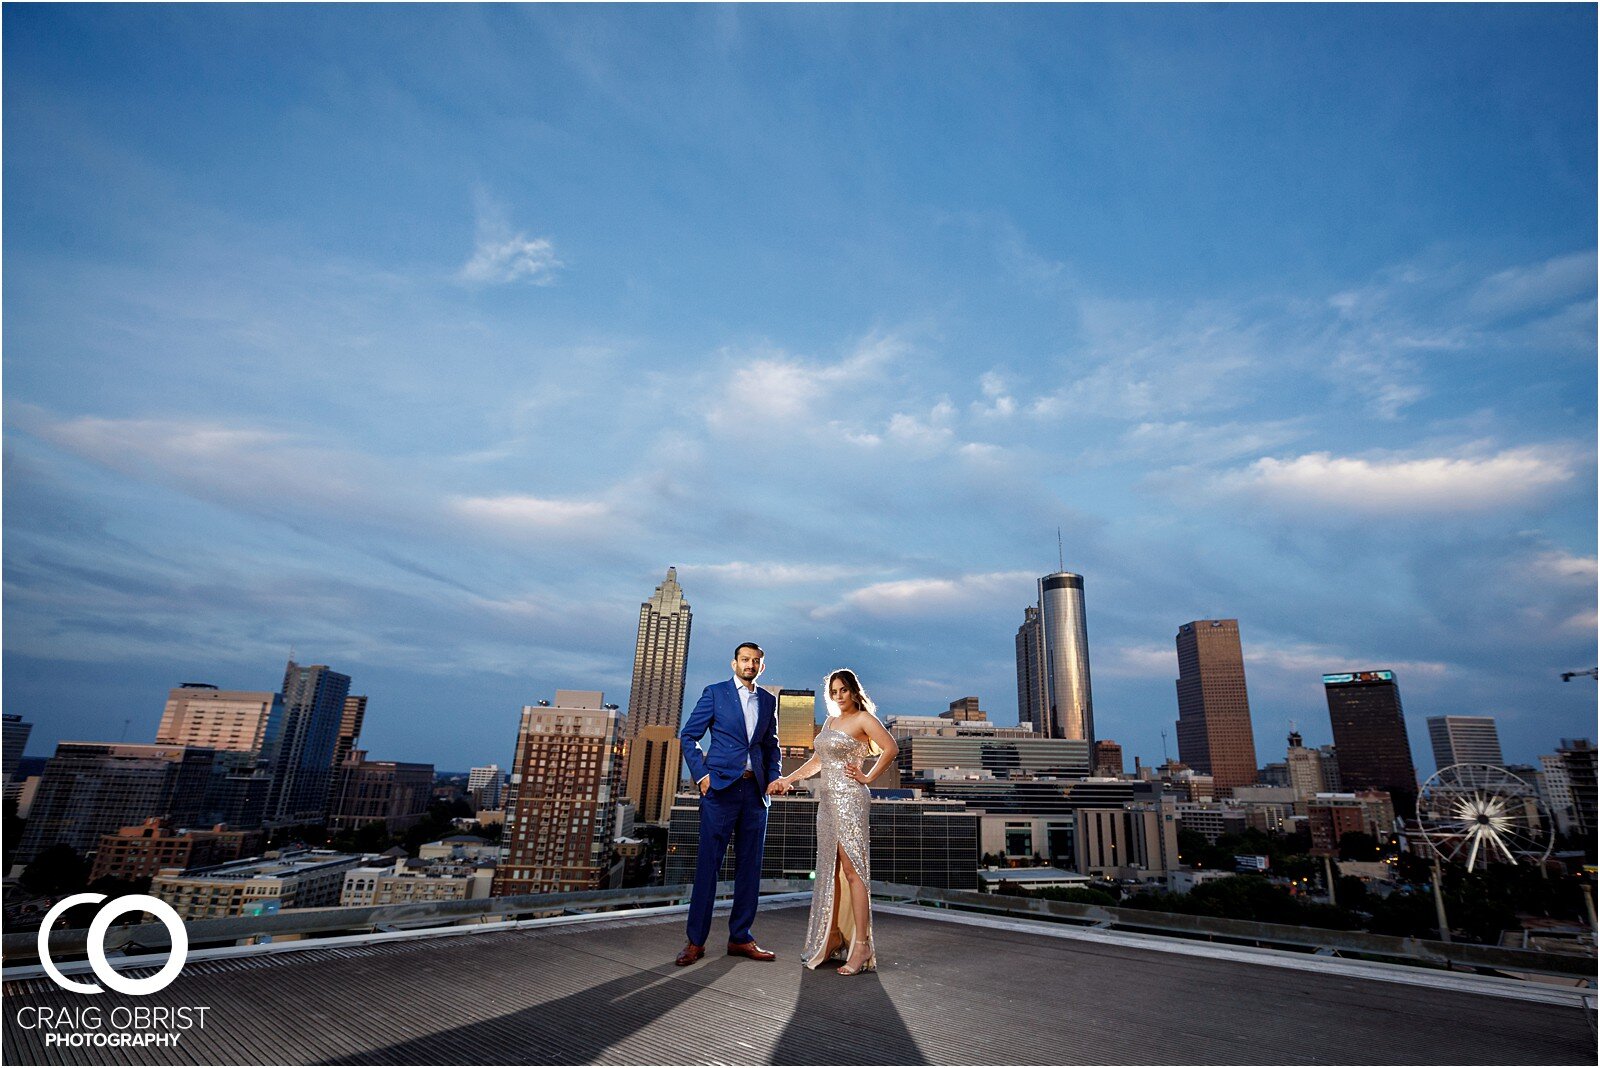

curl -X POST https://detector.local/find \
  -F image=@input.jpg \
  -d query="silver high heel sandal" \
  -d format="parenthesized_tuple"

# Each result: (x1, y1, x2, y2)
(836, 939, 875, 975)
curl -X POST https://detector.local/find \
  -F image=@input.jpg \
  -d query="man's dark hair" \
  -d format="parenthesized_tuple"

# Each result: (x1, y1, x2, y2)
(732, 641, 765, 659)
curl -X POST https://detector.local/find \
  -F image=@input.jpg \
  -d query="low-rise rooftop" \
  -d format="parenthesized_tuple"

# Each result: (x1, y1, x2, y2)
(4, 893, 1593, 1065)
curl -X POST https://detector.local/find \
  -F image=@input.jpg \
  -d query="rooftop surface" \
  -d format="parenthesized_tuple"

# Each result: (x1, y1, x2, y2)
(4, 898, 1595, 1066)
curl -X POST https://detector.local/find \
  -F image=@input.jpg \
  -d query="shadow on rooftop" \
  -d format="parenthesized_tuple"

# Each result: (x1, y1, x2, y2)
(322, 954, 745, 1065)
(772, 961, 928, 1066)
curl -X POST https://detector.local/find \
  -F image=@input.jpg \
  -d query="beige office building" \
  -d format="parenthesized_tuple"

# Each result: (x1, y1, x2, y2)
(341, 858, 495, 906)
(156, 684, 282, 751)
(1285, 731, 1335, 804)
(624, 725, 682, 826)
(496, 692, 625, 896)
(1075, 801, 1180, 880)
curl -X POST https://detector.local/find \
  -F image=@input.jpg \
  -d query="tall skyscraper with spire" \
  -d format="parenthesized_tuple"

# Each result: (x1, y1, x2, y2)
(626, 567, 692, 738)
(1038, 571, 1094, 742)
(1174, 619, 1259, 796)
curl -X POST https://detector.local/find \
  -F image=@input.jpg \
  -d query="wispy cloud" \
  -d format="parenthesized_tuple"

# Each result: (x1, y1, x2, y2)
(971, 371, 1017, 419)
(675, 560, 873, 586)
(705, 331, 906, 436)
(885, 401, 957, 456)
(1525, 547, 1598, 584)
(14, 407, 387, 518)
(1094, 642, 1176, 679)
(813, 570, 1037, 620)
(1469, 250, 1596, 321)
(458, 191, 562, 285)
(1241, 640, 1449, 680)
(1103, 418, 1307, 468)
(1032, 298, 1267, 421)
(1220, 445, 1579, 515)
(450, 493, 611, 529)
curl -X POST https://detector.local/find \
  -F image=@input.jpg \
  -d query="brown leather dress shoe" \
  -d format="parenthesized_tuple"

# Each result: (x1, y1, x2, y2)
(675, 942, 705, 966)
(727, 940, 776, 961)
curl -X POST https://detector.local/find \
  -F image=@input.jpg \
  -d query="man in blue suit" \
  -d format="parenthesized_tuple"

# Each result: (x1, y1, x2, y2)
(675, 641, 783, 965)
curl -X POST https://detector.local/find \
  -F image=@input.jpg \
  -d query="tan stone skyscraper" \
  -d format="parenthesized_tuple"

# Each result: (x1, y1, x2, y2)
(156, 684, 283, 752)
(1174, 619, 1259, 796)
(624, 725, 682, 826)
(625, 567, 692, 738)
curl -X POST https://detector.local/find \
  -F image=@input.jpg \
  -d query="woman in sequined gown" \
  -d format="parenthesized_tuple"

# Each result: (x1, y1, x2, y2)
(774, 669, 898, 975)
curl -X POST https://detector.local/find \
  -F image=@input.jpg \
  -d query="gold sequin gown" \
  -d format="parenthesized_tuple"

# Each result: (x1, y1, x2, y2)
(801, 725, 876, 970)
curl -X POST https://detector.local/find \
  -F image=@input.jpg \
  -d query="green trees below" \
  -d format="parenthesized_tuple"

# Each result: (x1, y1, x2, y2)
(1122, 874, 1359, 930)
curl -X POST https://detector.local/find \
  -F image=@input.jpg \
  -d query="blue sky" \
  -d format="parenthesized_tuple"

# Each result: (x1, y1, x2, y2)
(4, 4, 1595, 779)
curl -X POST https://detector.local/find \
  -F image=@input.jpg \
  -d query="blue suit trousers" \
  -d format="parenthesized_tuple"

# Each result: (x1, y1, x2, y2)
(686, 775, 767, 946)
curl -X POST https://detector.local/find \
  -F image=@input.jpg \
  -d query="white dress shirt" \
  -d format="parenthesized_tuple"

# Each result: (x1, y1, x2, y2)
(733, 677, 760, 772)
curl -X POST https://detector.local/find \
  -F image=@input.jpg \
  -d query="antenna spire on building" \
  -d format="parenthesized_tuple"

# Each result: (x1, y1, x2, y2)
(1057, 527, 1064, 571)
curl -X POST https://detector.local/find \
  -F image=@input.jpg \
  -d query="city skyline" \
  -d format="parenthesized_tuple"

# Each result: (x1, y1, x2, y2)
(3, 6, 1594, 777)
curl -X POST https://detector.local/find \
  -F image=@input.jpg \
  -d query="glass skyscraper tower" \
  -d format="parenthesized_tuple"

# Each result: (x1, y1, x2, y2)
(1038, 572, 1094, 743)
(267, 659, 351, 824)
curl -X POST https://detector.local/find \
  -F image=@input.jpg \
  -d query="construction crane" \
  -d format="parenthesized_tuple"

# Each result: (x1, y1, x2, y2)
(1559, 668, 1598, 682)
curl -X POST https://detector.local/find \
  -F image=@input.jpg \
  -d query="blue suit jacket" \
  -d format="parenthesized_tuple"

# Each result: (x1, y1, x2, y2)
(680, 680, 781, 806)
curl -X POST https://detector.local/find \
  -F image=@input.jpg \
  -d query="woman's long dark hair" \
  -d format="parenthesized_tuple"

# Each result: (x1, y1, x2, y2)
(827, 669, 881, 754)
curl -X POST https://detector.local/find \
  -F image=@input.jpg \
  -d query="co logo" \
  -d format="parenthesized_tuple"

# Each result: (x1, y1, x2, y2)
(37, 894, 188, 995)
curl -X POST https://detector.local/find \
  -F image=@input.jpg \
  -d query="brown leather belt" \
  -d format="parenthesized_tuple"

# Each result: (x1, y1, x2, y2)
(740, 770, 755, 779)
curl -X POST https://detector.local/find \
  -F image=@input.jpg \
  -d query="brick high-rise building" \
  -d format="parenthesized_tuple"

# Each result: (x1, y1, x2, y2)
(1323, 671, 1419, 817)
(1092, 739, 1124, 777)
(89, 818, 260, 882)
(496, 691, 625, 895)
(1173, 620, 1259, 797)
(1307, 794, 1368, 855)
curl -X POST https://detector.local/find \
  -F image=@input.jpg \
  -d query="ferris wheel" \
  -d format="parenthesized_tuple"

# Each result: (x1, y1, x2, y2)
(1414, 763, 1553, 872)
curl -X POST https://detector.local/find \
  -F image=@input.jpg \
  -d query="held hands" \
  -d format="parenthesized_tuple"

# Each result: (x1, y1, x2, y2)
(766, 777, 791, 797)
